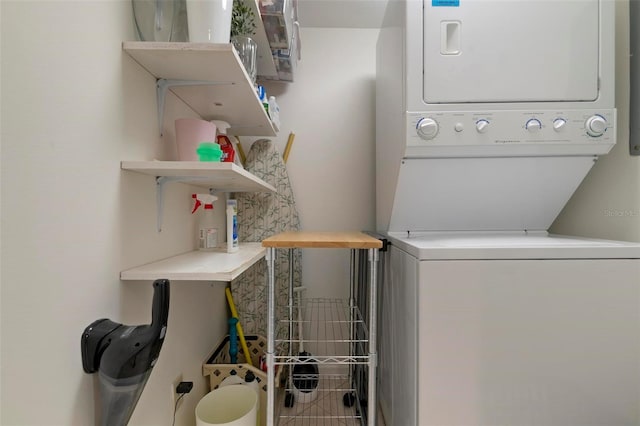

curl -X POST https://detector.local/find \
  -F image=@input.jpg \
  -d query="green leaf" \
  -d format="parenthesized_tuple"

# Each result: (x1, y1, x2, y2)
(231, 0, 257, 37)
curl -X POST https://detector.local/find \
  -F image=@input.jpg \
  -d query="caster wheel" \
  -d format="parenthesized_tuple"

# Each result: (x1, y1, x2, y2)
(343, 392, 356, 407)
(284, 392, 295, 407)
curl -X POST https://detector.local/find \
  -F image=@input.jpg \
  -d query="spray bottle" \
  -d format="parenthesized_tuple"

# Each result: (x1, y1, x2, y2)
(217, 135, 236, 163)
(213, 119, 242, 167)
(192, 193, 218, 251)
(226, 199, 239, 253)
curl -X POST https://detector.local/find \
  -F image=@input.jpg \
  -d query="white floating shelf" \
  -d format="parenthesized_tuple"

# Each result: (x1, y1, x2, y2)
(122, 41, 276, 137)
(121, 161, 276, 193)
(121, 243, 265, 281)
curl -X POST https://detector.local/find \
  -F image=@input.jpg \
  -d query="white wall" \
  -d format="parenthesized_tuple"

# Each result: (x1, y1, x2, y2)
(551, 0, 640, 242)
(0, 3, 379, 425)
(242, 27, 379, 301)
(2, 2, 226, 425)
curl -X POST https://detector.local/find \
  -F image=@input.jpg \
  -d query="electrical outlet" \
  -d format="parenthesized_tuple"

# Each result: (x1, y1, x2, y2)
(171, 373, 184, 413)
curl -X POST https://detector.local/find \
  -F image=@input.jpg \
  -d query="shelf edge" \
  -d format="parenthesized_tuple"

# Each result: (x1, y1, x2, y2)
(120, 244, 266, 282)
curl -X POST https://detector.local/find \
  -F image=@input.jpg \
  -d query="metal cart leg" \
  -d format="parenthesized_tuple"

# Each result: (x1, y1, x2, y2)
(349, 249, 356, 390)
(286, 248, 294, 410)
(266, 247, 276, 426)
(368, 248, 379, 426)
(288, 248, 294, 359)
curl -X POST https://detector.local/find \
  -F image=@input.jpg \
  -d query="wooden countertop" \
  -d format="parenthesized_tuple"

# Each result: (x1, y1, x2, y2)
(262, 231, 383, 249)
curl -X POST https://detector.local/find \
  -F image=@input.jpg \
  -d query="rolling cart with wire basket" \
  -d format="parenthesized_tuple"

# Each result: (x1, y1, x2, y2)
(262, 231, 382, 426)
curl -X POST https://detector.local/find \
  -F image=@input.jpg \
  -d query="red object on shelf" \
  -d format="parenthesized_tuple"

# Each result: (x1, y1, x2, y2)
(217, 135, 235, 163)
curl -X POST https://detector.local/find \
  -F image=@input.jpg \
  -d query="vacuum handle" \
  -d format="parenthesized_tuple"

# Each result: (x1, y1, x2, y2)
(151, 278, 170, 331)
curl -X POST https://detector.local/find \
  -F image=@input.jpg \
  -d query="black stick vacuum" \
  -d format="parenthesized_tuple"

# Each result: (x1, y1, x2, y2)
(81, 279, 170, 426)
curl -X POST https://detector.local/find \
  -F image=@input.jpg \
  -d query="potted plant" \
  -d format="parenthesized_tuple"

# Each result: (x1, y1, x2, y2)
(231, 0, 257, 38)
(231, 0, 259, 84)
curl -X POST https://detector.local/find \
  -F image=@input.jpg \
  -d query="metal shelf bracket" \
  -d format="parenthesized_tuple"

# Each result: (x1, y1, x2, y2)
(156, 79, 235, 135)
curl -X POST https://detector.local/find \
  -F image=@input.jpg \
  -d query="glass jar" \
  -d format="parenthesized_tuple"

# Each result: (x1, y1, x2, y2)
(231, 35, 258, 86)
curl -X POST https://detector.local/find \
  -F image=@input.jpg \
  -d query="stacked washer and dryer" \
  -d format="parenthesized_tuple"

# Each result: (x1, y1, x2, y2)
(375, 1, 640, 425)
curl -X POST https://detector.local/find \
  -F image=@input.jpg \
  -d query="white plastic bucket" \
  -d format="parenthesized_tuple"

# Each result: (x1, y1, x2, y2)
(175, 118, 217, 161)
(196, 385, 258, 426)
(219, 374, 261, 426)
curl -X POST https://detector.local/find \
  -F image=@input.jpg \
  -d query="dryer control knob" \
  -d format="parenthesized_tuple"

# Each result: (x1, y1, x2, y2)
(525, 118, 542, 132)
(553, 118, 567, 132)
(585, 115, 607, 137)
(476, 119, 490, 133)
(416, 118, 439, 140)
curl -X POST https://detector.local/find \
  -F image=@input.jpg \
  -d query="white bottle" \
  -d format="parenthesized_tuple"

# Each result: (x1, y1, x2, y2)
(268, 96, 280, 131)
(226, 199, 239, 253)
(192, 193, 218, 251)
(198, 203, 218, 251)
(244, 371, 261, 426)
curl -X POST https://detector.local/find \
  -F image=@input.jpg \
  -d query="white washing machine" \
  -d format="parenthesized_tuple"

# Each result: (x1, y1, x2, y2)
(375, 0, 640, 424)
(378, 232, 640, 425)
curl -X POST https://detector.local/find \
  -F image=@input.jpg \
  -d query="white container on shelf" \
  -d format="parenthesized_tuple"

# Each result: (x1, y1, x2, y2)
(198, 207, 218, 250)
(186, 0, 233, 43)
(226, 199, 239, 253)
(267, 96, 280, 131)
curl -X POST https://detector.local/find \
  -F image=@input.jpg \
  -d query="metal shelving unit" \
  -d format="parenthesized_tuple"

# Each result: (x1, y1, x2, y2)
(262, 232, 382, 426)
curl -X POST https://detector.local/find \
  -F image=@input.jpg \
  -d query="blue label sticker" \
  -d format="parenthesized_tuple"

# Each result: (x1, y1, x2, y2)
(432, 0, 460, 6)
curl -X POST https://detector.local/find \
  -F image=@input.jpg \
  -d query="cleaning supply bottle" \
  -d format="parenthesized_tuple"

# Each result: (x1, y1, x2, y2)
(226, 199, 239, 253)
(268, 96, 280, 131)
(211, 120, 231, 136)
(257, 85, 269, 117)
(213, 119, 243, 168)
(217, 135, 235, 163)
(192, 193, 218, 251)
(244, 371, 261, 426)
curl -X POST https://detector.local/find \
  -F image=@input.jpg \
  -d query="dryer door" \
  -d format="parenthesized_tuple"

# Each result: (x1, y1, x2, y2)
(423, 0, 600, 104)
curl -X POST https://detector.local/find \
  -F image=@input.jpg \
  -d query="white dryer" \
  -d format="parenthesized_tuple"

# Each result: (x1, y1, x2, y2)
(376, 0, 617, 233)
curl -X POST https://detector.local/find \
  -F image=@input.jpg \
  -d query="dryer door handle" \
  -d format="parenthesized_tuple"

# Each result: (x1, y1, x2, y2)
(441, 21, 461, 55)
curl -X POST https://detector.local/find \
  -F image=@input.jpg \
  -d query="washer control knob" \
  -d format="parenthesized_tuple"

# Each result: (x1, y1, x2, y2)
(476, 119, 490, 133)
(525, 118, 542, 132)
(416, 118, 439, 140)
(553, 118, 567, 132)
(585, 115, 607, 137)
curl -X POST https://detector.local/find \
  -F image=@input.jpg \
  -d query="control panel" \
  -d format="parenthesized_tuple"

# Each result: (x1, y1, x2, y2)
(406, 110, 616, 156)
